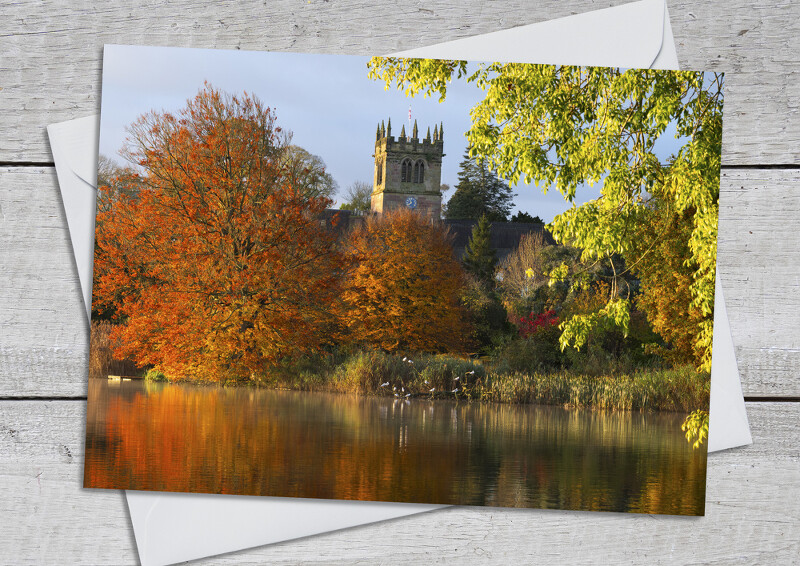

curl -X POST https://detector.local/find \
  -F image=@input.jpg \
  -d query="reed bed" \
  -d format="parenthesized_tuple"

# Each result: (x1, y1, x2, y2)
(269, 349, 708, 413)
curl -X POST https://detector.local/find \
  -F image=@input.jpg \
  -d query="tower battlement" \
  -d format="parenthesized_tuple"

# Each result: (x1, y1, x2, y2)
(371, 118, 445, 216)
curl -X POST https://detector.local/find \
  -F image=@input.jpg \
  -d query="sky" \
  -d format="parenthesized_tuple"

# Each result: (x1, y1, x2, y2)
(100, 45, 685, 222)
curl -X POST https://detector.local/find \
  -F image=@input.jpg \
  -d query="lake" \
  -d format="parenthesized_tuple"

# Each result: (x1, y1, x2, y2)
(84, 379, 707, 514)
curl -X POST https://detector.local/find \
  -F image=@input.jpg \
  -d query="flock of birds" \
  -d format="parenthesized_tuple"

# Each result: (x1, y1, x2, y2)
(379, 357, 476, 400)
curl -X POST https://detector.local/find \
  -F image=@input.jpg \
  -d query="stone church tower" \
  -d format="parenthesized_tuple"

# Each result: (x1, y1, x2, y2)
(371, 118, 445, 216)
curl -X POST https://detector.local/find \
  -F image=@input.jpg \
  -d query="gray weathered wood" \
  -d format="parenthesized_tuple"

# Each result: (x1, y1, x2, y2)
(1, 1, 799, 564)
(3, 166, 798, 397)
(1, 400, 797, 564)
(0, 0, 798, 165)
(717, 169, 800, 396)
(0, 167, 89, 397)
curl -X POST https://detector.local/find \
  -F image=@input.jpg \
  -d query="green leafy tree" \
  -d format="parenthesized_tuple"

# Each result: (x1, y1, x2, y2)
(461, 216, 510, 353)
(681, 409, 709, 449)
(280, 145, 338, 201)
(368, 58, 723, 370)
(445, 152, 515, 221)
(339, 180, 373, 214)
(459, 275, 511, 355)
(510, 211, 544, 224)
(462, 215, 497, 286)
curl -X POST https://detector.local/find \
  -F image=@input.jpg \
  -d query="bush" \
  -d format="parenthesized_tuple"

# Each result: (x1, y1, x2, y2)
(561, 313, 665, 377)
(495, 325, 566, 373)
(326, 350, 485, 396)
(330, 349, 414, 393)
(144, 368, 168, 382)
(412, 354, 485, 394)
(459, 276, 513, 355)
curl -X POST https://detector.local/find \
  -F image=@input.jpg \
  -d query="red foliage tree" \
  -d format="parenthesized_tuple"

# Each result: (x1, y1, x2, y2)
(512, 309, 559, 338)
(93, 85, 344, 382)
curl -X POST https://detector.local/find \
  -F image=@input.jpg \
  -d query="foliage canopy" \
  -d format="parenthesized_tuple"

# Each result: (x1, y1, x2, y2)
(279, 145, 339, 201)
(368, 58, 723, 370)
(462, 214, 498, 286)
(339, 180, 373, 215)
(445, 151, 515, 221)
(93, 85, 344, 382)
(341, 208, 467, 353)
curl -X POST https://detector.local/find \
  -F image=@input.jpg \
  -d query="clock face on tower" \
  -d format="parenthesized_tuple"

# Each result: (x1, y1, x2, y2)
(405, 196, 418, 209)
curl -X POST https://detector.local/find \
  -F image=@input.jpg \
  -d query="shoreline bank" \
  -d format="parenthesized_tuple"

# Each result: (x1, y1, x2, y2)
(130, 350, 709, 414)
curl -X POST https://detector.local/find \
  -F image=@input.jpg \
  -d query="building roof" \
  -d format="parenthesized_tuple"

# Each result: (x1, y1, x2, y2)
(443, 219, 555, 254)
(321, 210, 556, 259)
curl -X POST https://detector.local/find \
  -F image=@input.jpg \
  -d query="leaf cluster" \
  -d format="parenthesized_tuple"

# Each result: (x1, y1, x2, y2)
(368, 57, 723, 370)
(340, 208, 468, 353)
(94, 85, 345, 382)
(445, 151, 515, 221)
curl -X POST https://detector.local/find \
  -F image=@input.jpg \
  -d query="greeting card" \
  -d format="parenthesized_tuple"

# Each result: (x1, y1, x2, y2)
(84, 44, 723, 515)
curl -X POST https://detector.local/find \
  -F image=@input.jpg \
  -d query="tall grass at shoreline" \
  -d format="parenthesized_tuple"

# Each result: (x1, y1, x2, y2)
(90, 334, 709, 413)
(264, 349, 708, 413)
(478, 366, 709, 412)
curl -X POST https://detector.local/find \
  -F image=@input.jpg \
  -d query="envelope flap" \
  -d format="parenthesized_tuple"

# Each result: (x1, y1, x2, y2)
(47, 116, 100, 319)
(393, 0, 666, 70)
(708, 278, 753, 451)
(48, 116, 100, 187)
(127, 491, 441, 566)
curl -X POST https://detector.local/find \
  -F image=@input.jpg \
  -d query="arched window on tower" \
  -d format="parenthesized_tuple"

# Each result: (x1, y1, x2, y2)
(376, 158, 383, 185)
(413, 160, 425, 184)
(401, 158, 412, 182)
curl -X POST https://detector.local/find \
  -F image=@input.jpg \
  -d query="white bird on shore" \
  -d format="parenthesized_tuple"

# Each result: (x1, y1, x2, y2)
(402, 357, 407, 362)
(429, 388, 435, 393)
(405, 393, 411, 398)
(454, 376, 460, 381)
(380, 382, 389, 387)
(466, 371, 475, 375)
(452, 388, 459, 393)
(424, 379, 429, 385)
(393, 386, 396, 391)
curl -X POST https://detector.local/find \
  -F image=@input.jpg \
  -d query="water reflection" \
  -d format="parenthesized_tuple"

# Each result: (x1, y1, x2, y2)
(84, 379, 707, 515)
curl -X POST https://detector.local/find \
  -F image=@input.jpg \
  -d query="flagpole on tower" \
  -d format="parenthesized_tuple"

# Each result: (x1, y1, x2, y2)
(408, 106, 412, 140)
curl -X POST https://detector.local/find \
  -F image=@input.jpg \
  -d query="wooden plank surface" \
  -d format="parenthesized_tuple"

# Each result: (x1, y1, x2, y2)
(1, 0, 799, 564)
(0, 0, 798, 165)
(0, 400, 797, 564)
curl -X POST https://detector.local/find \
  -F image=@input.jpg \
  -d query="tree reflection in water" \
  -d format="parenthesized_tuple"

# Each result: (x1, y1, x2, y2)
(84, 379, 707, 515)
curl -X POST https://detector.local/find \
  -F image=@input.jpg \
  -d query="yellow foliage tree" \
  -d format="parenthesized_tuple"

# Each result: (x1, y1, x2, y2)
(341, 209, 467, 353)
(628, 201, 706, 367)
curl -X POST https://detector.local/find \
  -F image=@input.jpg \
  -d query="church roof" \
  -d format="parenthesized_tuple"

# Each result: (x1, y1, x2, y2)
(443, 219, 555, 251)
(320, 210, 555, 259)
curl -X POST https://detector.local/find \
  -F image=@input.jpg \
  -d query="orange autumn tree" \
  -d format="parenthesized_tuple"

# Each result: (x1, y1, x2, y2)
(93, 85, 344, 382)
(341, 208, 468, 353)
(629, 199, 706, 366)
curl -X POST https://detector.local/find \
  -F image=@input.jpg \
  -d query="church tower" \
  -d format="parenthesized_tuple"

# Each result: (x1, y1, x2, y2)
(371, 118, 445, 216)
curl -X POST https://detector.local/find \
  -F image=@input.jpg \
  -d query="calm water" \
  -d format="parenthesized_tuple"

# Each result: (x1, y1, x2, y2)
(84, 379, 707, 514)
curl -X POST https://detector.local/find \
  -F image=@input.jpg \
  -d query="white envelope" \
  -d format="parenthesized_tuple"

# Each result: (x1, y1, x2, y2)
(48, 1, 751, 564)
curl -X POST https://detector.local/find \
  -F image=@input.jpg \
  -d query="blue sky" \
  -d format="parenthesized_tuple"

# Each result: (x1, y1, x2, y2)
(100, 45, 684, 222)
